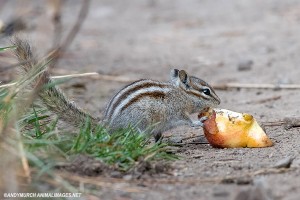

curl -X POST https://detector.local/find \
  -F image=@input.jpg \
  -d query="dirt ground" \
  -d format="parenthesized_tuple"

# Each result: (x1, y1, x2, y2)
(1, 0, 300, 199)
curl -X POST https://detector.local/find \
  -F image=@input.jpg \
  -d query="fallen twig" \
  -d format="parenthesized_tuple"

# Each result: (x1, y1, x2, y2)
(186, 142, 209, 145)
(246, 95, 281, 104)
(0, 72, 138, 88)
(262, 121, 285, 127)
(0, 72, 99, 88)
(262, 117, 300, 129)
(53, 68, 136, 82)
(213, 83, 300, 90)
(52, 72, 99, 79)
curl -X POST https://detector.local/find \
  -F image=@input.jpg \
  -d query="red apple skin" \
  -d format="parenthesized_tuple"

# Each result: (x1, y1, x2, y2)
(202, 111, 228, 148)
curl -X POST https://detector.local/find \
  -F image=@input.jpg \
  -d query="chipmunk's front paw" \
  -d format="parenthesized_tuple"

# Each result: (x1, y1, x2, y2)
(191, 116, 208, 128)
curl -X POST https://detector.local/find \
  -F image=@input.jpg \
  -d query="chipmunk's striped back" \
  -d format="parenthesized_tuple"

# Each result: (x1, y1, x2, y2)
(104, 79, 172, 122)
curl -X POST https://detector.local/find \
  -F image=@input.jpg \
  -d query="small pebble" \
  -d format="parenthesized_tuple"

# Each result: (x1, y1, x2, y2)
(273, 156, 295, 168)
(237, 60, 253, 71)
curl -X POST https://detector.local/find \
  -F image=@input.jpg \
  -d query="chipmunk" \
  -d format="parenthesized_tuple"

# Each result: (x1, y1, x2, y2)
(12, 38, 221, 141)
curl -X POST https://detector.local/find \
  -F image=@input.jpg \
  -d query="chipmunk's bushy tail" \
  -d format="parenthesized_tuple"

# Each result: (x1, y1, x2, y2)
(12, 37, 99, 128)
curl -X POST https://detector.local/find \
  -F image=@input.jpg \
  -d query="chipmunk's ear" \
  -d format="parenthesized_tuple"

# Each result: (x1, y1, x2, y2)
(170, 69, 190, 88)
(170, 69, 179, 80)
(170, 69, 179, 84)
(178, 70, 189, 86)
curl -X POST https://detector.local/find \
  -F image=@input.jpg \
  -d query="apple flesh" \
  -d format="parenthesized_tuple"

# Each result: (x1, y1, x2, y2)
(200, 108, 273, 148)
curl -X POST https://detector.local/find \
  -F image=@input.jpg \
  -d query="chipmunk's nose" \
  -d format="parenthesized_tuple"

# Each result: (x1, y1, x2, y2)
(212, 92, 221, 105)
(216, 96, 221, 105)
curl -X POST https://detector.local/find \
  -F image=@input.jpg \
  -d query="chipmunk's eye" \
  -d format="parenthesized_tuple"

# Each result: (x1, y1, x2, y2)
(202, 88, 211, 95)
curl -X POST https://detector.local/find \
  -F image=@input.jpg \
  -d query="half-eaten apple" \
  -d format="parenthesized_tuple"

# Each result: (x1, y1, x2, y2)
(199, 108, 273, 148)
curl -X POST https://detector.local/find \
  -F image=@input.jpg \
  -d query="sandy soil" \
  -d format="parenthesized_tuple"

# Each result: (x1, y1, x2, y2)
(1, 0, 300, 199)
